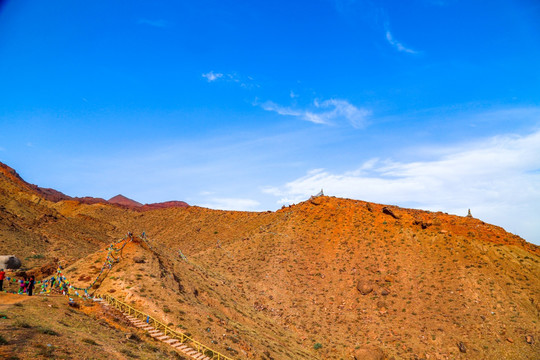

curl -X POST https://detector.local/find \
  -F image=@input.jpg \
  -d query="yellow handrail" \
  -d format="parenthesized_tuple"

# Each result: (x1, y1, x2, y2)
(98, 294, 236, 360)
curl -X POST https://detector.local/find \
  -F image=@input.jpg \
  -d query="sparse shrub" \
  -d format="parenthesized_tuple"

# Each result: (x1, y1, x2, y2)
(14, 320, 32, 328)
(82, 338, 99, 345)
(35, 344, 55, 356)
(313, 343, 322, 350)
(142, 343, 158, 352)
(163, 306, 171, 313)
(39, 327, 59, 336)
(0, 334, 8, 345)
(120, 348, 139, 358)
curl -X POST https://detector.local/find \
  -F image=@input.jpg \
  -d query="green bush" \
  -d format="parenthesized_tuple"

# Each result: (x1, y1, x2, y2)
(313, 343, 323, 350)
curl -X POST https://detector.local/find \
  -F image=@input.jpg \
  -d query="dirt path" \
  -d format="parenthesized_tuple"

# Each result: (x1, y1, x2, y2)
(0, 293, 34, 306)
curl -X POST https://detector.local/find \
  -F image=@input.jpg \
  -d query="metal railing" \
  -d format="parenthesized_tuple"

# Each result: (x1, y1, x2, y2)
(99, 294, 235, 360)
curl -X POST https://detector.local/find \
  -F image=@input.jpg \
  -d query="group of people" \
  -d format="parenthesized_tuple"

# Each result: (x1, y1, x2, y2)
(0, 268, 36, 296)
(18, 275, 36, 296)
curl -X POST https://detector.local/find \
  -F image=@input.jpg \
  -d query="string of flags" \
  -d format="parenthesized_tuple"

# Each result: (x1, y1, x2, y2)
(2, 232, 154, 299)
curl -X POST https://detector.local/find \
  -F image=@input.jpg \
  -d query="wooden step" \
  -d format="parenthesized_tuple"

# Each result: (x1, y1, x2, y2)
(150, 332, 164, 338)
(163, 338, 180, 345)
(156, 335, 169, 341)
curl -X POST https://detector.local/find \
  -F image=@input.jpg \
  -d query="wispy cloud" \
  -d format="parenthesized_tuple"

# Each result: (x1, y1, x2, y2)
(202, 71, 259, 89)
(202, 71, 224, 82)
(385, 28, 418, 54)
(264, 129, 540, 243)
(137, 19, 170, 28)
(261, 99, 371, 128)
(199, 197, 260, 211)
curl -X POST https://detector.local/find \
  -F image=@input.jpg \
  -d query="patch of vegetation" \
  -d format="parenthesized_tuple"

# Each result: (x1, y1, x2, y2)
(35, 344, 56, 357)
(14, 320, 32, 328)
(0, 334, 8, 345)
(82, 338, 100, 345)
(120, 348, 139, 358)
(38, 327, 59, 336)
(142, 343, 159, 352)
(313, 343, 323, 350)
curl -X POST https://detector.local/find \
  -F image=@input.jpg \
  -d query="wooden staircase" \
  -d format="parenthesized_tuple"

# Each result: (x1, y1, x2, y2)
(93, 296, 233, 360)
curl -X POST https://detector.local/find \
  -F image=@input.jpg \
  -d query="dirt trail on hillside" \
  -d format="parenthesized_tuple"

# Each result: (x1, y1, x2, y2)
(0, 293, 34, 306)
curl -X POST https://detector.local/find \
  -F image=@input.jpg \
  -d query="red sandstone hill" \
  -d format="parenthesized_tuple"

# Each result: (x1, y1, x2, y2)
(108, 194, 143, 207)
(1, 161, 539, 360)
(141, 200, 189, 210)
(0, 162, 189, 210)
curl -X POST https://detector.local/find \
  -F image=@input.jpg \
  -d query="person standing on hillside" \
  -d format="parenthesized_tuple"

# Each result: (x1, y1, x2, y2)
(28, 276, 35, 296)
(0, 269, 5, 291)
(19, 277, 26, 294)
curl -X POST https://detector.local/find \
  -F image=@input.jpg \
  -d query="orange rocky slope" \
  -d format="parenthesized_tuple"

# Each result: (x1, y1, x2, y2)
(0, 162, 539, 359)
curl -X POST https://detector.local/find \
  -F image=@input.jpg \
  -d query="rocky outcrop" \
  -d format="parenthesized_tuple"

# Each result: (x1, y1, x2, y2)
(382, 206, 400, 219)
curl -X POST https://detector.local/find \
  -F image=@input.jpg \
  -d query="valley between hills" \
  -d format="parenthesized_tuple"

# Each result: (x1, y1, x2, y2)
(0, 161, 538, 360)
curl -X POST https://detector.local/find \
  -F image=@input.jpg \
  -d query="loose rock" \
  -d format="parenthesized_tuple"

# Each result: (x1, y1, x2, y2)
(457, 342, 467, 353)
(356, 281, 373, 295)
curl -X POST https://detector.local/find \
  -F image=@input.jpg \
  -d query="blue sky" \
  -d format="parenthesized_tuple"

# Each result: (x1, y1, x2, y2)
(0, 0, 539, 243)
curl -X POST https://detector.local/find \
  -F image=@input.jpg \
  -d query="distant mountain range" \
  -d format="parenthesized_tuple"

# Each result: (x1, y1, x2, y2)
(0, 162, 189, 210)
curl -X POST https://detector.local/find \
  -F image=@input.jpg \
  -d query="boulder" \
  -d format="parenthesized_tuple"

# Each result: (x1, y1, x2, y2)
(356, 281, 373, 295)
(0, 255, 22, 270)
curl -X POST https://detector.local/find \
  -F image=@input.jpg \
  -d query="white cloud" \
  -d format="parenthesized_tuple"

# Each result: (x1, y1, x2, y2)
(264, 129, 540, 243)
(199, 197, 261, 211)
(385, 29, 418, 54)
(138, 19, 170, 28)
(202, 71, 224, 82)
(261, 99, 371, 128)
